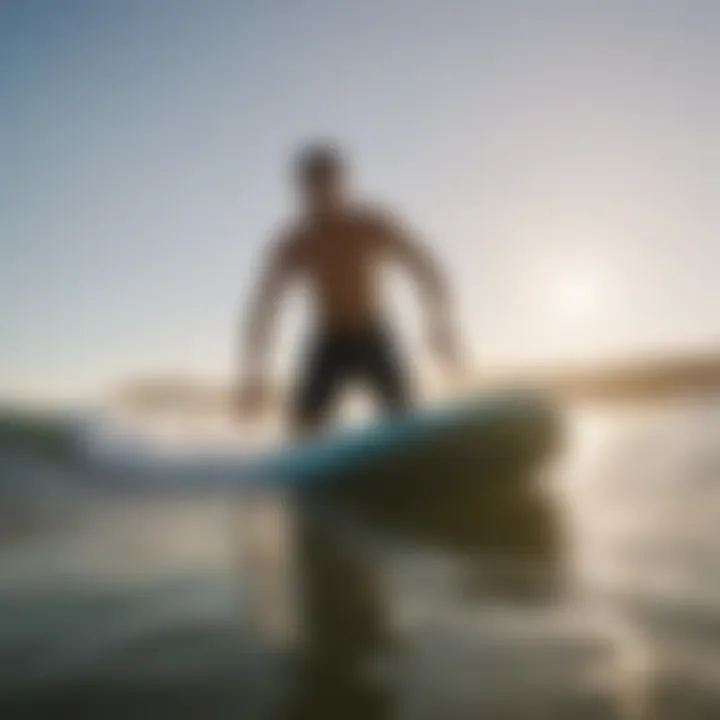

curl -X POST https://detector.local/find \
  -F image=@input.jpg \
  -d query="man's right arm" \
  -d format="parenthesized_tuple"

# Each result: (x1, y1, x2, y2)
(237, 234, 297, 414)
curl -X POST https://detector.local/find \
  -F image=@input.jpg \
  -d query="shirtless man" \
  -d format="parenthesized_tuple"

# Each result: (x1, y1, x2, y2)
(238, 143, 458, 436)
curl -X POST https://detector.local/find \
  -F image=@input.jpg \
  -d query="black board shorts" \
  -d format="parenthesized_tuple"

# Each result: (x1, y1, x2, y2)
(292, 323, 410, 429)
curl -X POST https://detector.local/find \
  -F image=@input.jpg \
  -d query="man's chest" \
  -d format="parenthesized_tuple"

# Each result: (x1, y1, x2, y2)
(299, 226, 377, 276)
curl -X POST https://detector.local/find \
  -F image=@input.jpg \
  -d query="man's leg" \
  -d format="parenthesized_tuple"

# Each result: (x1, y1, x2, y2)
(284, 334, 392, 719)
(360, 326, 412, 415)
(289, 332, 344, 439)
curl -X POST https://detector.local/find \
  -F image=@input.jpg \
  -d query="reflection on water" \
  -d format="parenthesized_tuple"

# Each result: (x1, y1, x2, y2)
(1, 399, 720, 718)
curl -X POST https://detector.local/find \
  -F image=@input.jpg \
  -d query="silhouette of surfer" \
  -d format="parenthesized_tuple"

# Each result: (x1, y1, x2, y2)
(237, 142, 458, 436)
(236, 144, 460, 719)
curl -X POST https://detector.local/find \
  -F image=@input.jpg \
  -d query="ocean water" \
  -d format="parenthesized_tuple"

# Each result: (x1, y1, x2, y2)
(0, 398, 719, 719)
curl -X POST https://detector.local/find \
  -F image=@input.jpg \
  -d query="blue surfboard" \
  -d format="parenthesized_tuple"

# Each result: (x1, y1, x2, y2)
(256, 389, 559, 487)
(93, 390, 560, 501)
(276, 390, 561, 547)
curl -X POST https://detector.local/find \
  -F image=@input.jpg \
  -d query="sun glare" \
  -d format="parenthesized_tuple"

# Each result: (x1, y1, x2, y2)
(550, 269, 605, 321)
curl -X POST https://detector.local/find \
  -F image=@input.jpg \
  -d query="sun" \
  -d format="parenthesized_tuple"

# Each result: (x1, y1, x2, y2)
(549, 269, 605, 321)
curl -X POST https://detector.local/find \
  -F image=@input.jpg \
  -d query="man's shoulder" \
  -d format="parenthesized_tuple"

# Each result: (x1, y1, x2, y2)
(272, 214, 302, 240)
(265, 218, 308, 266)
(350, 202, 399, 233)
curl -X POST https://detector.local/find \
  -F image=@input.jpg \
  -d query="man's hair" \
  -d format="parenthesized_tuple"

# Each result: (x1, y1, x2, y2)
(294, 142, 346, 184)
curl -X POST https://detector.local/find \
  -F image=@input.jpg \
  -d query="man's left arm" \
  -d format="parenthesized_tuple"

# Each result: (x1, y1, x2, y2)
(376, 211, 458, 364)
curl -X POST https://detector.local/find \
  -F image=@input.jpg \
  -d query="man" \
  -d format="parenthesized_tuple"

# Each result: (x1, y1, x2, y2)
(238, 142, 458, 435)
(237, 145, 460, 718)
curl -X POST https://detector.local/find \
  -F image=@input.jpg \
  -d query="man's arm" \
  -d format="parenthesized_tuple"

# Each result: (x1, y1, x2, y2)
(377, 212, 457, 361)
(238, 235, 297, 411)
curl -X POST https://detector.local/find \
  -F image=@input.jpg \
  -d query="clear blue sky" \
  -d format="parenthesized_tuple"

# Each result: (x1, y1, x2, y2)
(2, 0, 719, 400)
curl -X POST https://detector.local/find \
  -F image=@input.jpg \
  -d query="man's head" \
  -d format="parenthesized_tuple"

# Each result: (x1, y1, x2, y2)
(293, 142, 348, 214)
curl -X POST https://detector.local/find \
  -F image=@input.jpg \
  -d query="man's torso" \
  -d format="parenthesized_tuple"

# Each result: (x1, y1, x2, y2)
(283, 206, 390, 331)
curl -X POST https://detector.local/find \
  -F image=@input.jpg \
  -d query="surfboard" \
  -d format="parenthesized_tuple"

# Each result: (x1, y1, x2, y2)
(87, 389, 560, 504)
(257, 389, 560, 487)
(265, 390, 562, 550)
(241, 390, 564, 626)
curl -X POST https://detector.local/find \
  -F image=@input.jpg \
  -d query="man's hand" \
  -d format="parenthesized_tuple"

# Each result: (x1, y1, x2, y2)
(428, 321, 463, 374)
(234, 377, 270, 420)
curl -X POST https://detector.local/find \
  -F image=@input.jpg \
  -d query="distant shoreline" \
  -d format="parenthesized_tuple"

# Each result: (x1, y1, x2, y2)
(115, 349, 720, 411)
(493, 350, 720, 403)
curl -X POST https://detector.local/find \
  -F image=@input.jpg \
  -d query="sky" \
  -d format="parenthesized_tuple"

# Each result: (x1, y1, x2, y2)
(2, 0, 719, 400)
